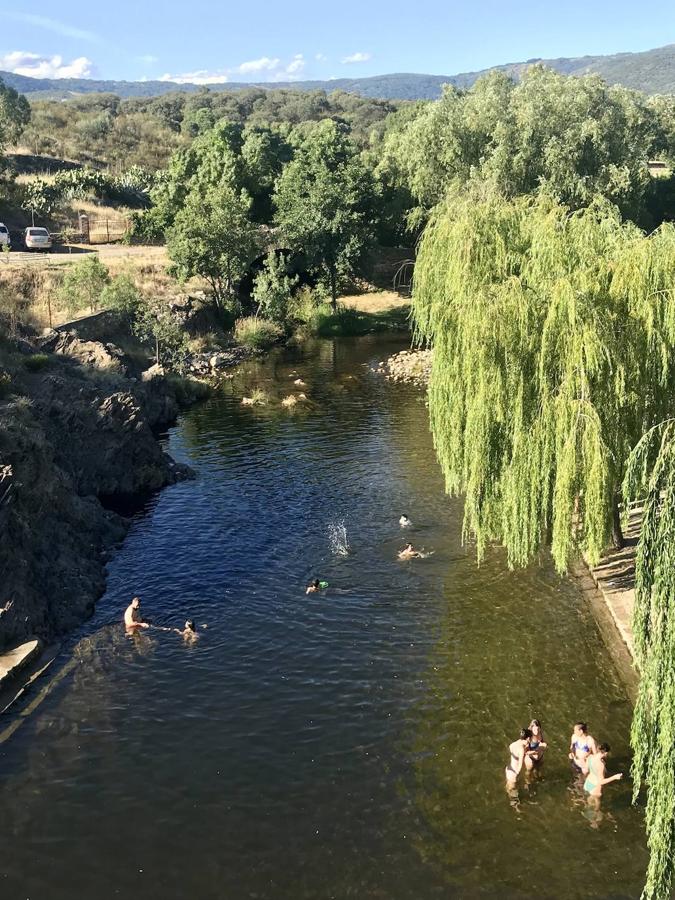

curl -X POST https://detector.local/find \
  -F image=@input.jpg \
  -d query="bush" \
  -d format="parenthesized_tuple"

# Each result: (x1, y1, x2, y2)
(100, 274, 141, 322)
(0, 370, 12, 398)
(59, 256, 110, 314)
(234, 316, 283, 350)
(252, 251, 298, 324)
(23, 353, 51, 372)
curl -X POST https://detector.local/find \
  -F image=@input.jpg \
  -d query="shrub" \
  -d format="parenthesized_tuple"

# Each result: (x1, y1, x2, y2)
(252, 251, 298, 324)
(59, 256, 110, 314)
(234, 316, 283, 350)
(23, 353, 51, 372)
(100, 274, 141, 322)
(0, 370, 12, 398)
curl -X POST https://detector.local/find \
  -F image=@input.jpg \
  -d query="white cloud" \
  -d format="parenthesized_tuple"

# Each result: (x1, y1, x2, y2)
(138, 54, 159, 65)
(0, 51, 95, 79)
(160, 69, 228, 85)
(6, 13, 100, 43)
(315, 53, 327, 62)
(285, 54, 305, 77)
(341, 51, 371, 64)
(238, 56, 281, 74)
(160, 53, 307, 86)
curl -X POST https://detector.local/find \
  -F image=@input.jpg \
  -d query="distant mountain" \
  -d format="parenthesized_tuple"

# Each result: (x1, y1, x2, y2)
(2, 43, 675, 101)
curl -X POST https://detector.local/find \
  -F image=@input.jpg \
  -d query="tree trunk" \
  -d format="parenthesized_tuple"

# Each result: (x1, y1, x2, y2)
(155, 335, 160, 366)
(329, 265, 337, 312)
(611, 495, 624, 550)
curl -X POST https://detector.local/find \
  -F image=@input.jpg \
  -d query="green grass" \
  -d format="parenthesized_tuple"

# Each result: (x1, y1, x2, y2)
(234, 316, 283, 351)
(23, 353, 51, 372)
(308, 302, 411, 337)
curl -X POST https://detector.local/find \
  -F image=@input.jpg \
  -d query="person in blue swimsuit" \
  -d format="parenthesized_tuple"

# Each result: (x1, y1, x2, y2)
(568, 721, 598, 775)
(584, 743, 623, 801)
(524, 718, 548, 769)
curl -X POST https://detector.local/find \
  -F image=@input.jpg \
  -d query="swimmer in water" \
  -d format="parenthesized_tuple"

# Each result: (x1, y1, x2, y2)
(399, 514, 412, 527)
(175, 619, 199, 642)
(505, 728, 533, 784)
(398, 543, 423, 560)
(306, 579, 328, 594)
(124, 596, 149, 634)
(584, 743, 623, 801)
(569, 721, 598, 775)
(525, 718, 548, 769)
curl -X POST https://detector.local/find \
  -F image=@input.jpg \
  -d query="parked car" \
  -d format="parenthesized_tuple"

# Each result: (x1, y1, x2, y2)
(0, 222, 10, 248)
(24, 227, 52, 251)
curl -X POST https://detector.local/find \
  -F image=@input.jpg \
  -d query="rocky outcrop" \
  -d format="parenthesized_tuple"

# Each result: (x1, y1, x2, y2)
(373, 348, 433, 387)
(0, 334, 194, 651)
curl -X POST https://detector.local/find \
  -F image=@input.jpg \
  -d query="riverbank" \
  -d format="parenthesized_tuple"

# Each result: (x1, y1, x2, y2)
(0, 324, 204, 674)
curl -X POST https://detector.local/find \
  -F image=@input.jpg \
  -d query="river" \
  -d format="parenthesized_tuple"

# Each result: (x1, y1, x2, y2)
(0, 336, 647, 899)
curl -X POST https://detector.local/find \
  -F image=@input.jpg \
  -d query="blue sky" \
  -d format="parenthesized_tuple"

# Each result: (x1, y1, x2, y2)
(2, 2, 675, 83)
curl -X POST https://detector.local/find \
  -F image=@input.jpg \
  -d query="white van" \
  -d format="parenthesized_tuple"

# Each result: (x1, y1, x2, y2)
(0, 223, 10, 248)
(24, 227, 52, 251)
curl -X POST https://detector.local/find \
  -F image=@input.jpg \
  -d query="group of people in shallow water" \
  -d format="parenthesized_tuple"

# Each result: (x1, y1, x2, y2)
(123, 596, 200, 642)
(306, 514, 431, 592)
(506, 720, 623, 805)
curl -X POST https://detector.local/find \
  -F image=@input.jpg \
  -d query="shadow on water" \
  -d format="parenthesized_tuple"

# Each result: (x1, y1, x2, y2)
(0, 335, 647, 899)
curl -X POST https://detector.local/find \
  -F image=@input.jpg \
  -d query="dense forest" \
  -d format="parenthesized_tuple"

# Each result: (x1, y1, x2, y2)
(4, 62, 675, 898)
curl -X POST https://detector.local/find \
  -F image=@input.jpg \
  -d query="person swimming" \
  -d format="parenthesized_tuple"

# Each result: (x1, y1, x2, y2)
(123, 596, 149, 634)
(398, 543, 423, 560)
(505, 729, 533, 784)
(175, 619, 199, 642)
(584, 743, 623, 799)
(569, 721, 598, 774)
(525, 718, 548, 768)
(399, 514, 412, 527)
(306, 579, 328, 594)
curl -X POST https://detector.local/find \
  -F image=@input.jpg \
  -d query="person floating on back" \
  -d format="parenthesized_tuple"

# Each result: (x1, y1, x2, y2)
(399, 514, 412, 528)
(306, 579, 328, 594)
(505, 729, 533, 784)
(124, 596, 149, 634)
(584, 743, 623, 800)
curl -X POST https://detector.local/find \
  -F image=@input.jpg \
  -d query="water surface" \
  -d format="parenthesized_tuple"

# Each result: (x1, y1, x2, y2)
(0, 336, 646, 899)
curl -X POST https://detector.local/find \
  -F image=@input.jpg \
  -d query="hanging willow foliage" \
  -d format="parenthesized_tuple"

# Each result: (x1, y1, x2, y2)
(413, 193, 675, 573)
(625, 420, 675, 900)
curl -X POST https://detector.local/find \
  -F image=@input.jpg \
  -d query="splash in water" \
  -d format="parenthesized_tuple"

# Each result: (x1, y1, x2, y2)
(328, 521, 350, 556)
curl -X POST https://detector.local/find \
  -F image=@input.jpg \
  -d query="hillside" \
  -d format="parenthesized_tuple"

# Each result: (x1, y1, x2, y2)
(1, 44, 674, 101)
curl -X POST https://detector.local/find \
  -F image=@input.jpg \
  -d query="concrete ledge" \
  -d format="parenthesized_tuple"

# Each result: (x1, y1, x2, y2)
(0, 639, 41, 686)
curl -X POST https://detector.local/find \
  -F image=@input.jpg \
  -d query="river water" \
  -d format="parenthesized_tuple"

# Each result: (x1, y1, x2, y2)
(0, 336, 647, 899)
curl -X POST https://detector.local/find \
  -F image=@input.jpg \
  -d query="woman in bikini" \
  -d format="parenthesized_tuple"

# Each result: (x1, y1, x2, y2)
(505, 728, 533, 784)
(569, 721, 597, 775)
(525, 719, 548, 769)
(584, 743, 623, 801)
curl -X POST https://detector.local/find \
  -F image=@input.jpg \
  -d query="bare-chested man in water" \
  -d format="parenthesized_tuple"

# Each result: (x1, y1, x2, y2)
(124, 596, 150, 634)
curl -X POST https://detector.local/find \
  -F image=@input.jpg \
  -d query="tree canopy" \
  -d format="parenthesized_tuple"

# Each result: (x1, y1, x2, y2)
(413, 192, 675, 573)
(274, 120, 377, 307)
(381, 66, 661, 225)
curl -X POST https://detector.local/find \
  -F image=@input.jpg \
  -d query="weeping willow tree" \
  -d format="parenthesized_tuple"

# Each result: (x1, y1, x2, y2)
(413, 192, 675, 573)
(625, 420, 675, 899)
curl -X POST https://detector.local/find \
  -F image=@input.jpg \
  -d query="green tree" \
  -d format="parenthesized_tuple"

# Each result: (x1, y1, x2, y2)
(252, 251, 298, 324)
(413, 192, 675, 573)
(59, 256, 110, 314)
(100, 274, 141, 323)
(381, 66, 659, 224)
(624, 420, 675, 900)
(132, 294, 188, 367)
(167, 182, 259, 309)
(0, 79, 30, 150)
(274, 119, 376, 309)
